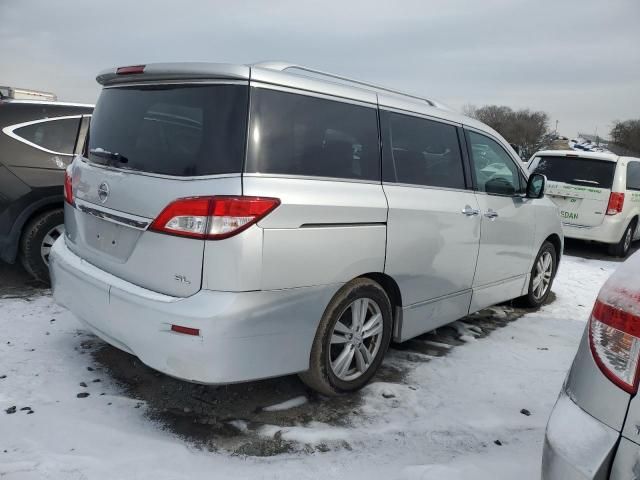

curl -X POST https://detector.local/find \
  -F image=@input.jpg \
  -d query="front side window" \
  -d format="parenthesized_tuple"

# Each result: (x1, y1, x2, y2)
(467, 130, 522, 196)
(627, 162, 640, 191)
(246, 88, 380, 181)
(13, 117, 80, 154)
(383, 111, 465, 189)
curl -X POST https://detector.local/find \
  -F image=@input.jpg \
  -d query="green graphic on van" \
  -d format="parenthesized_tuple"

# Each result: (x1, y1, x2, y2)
(560, 211, 579, 220)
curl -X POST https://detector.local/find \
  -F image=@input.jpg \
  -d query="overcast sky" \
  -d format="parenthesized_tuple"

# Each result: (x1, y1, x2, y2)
(2, 0, 638, 137)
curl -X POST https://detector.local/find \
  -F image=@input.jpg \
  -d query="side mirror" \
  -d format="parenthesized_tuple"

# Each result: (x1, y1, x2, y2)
(526, 173, 546, 199)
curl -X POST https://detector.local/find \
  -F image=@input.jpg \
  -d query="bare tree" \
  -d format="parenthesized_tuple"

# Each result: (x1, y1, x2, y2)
(610, 119, 640, 155)
(464, 104, 550, 158)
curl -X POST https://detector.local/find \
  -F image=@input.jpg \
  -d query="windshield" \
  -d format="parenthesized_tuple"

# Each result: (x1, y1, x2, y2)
(532, 155, 615, 189)
(88, 84, 248, 176)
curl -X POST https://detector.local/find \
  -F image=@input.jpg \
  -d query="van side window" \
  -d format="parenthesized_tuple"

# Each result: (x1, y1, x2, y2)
(246, 88, 380, 181)
(466, 130, 523, 196)
(382, 111, 465, 189)
(13, 118, 80, 154)
(627, 162, 640, 191)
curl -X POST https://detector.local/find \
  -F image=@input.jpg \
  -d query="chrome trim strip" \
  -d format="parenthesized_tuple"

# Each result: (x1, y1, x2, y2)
(562, 223, 594, 229)
(300, 222, 386, 229)
(74, 199, 150, 230)
(382, 181, 472, 194)
(2, 115, 86, 157)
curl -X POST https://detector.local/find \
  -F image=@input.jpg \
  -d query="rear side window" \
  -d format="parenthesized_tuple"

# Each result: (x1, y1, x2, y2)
(14, 117, 80, 154)
(246, 88, 380, 181)
(88, 84, 248, 176)
(627, 162, 640, 191)
(532, 156, 615, 189)
(383, 111, 465, 189)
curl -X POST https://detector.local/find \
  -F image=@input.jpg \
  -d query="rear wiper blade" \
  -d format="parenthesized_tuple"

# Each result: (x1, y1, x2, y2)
(89, 148, 129, 164)
(571, 178, 599, 185)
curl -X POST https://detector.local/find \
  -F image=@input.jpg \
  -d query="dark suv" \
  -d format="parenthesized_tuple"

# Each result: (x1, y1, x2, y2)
(0, 88, 93, 282)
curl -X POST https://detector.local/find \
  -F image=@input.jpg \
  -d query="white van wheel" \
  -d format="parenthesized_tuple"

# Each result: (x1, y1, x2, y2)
(299, 278, 392, 396)
(609, 220, 637, 258)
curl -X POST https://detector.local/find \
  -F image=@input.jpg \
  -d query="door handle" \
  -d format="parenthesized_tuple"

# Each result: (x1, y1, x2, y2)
(461, 205, 480, 216)
(484, 209, 499, 220)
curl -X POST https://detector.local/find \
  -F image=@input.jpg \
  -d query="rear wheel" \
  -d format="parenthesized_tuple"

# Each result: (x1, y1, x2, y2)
(519, 241, 557, 308)
(608, 219, 637, 258)
(20, 209, 64, 284)
(299, 278, 392, 396)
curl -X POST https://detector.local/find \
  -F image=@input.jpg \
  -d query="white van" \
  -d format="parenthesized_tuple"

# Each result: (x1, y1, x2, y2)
(529, 150, 640, 256)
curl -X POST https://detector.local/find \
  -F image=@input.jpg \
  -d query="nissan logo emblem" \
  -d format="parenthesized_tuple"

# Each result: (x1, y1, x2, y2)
(98, 182, 110, 203)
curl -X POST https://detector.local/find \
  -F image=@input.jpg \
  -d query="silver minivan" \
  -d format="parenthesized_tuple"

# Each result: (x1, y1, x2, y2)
(50, 62, 563, 395)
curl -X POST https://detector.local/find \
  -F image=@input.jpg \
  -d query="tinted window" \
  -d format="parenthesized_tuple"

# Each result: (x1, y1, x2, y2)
(532, 156, 615, 189)
(15, 118, 80, 154)
(627, 162, 640, 191)
(385, 112, 465, 189)
(246, 88, 379, 181)
(467, 131, 522, 195)
(88, 84, 248, 176)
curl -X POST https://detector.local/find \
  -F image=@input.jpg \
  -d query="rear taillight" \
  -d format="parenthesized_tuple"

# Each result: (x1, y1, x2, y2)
(589, 297, 640, 393)
(64, 169, 74, 205)
(149, 196, 280, 240)
(116, 65, 145, 75)
(606, 192, 625, 215)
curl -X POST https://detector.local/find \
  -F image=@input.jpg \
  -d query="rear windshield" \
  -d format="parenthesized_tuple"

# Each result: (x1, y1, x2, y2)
(88, 84, 248, 176)
(532, 155, 615, 189)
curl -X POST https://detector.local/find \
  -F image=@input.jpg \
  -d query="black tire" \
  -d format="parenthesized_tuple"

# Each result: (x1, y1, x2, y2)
(518, 241, 557, 308)
(299, 278, 393, 396)
(608, 219, 637, 258)
(19, 209, 64, 284)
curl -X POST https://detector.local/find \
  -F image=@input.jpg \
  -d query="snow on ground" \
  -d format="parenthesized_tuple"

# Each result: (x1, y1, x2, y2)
(0, 254, 620, 479)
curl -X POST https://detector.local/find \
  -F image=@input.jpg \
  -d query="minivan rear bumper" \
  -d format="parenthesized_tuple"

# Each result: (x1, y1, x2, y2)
(50, 238, 338, 384)
(542, 393, 619, 479)
(562, 215, 627, 244)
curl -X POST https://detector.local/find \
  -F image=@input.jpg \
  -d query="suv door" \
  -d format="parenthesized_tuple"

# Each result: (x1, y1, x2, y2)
(382, 111, 480, 340)
(465, 129, 536, 311)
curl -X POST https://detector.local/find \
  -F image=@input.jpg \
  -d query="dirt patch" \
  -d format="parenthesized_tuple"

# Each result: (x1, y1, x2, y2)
(87, 300, 538, 456)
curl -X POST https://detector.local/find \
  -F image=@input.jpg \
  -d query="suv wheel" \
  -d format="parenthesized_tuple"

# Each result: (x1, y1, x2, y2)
(608, 219, 637, 258)
(299, 278, 392, 396)
(519, 241, 557, 308)
(20, 209, 64, 284)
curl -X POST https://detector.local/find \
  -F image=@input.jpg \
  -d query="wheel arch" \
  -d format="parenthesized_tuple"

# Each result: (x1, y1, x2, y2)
(0, 195, 63, 263)
(358, 272, 403, 342)
(544, 233, 563, 267)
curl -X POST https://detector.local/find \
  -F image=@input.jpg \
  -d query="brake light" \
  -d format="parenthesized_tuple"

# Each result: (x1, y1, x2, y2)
(149, 196, 280, 240)
(606, 192, 625, 215)
(116, 65, 145, 75)
(64, 169, 74, 205)
(589, 296, 640, 393)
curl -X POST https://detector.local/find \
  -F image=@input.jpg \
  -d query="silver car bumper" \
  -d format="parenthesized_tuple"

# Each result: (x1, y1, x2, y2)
(542, 393, 619, 479)
(50, 238, 339, 384)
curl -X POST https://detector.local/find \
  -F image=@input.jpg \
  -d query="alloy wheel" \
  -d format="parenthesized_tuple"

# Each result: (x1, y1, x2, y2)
(329, 297, 384, 382)
(532, 251, 553, 300)
(41, 224, 64, 266)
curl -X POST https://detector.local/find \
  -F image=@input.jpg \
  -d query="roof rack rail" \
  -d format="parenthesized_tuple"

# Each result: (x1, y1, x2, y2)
(0, 86, 56, 101)
(252, 61, 436, 107)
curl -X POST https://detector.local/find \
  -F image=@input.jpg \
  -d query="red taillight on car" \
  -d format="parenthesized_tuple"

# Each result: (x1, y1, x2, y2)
(589, 295, 640, 393)
(606, 192, 625, 215)
(116, 65, 145, 75)
(64, 169, 74, 205)
(149, 196, 280, 240)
